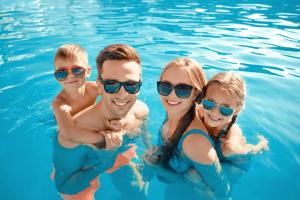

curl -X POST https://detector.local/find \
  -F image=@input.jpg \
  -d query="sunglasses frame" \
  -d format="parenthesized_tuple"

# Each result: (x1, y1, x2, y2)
(54, 66, 86, 81)
(99, 76, 142, 94)
(157, 81, 194, 99)
(202, 98, 234, 117)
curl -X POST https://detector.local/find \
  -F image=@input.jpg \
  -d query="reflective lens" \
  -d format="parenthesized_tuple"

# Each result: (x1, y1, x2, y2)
(202, 99, 234, 117)
(54, 67, 85, 81)
(157, 81, 193, 99)
(101, 79, 142, 94)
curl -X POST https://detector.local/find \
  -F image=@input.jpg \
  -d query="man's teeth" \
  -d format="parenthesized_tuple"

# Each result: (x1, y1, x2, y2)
(113, 101, 127, 106)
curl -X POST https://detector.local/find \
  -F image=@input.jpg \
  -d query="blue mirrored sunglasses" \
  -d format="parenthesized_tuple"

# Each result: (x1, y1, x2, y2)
(157, 81, 193, 99)
(54, 66, 86, 81)
(202, 99, 234, 116)
(99, 77, 142, 94)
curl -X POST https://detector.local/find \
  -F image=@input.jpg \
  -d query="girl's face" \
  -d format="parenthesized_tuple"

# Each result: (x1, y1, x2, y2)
(203, 84, 240, 129)
(160, 66, 198, 116)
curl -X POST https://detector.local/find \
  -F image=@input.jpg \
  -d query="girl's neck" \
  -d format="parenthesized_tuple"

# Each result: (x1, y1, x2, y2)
(206, 123, 226, 137)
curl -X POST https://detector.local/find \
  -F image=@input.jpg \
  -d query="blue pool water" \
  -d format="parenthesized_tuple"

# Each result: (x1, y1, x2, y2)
(1, 0, 299, 199)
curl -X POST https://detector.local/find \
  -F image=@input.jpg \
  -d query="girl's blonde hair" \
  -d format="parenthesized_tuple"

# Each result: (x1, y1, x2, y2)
(160, 58, 207, 93)
(205, 72, 246, 109)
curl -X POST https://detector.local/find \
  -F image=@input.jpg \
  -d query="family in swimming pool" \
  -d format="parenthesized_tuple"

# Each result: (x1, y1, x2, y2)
(51, 43, 269, 199)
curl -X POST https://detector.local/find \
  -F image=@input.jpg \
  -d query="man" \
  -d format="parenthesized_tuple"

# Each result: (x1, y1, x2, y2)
(73, 44, 149, 198)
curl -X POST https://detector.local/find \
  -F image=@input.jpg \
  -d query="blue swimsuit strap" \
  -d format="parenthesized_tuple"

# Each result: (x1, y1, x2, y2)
(177, 129, 215, 152)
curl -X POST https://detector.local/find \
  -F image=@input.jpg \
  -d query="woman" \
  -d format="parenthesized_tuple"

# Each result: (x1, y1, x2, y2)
(144, 58, 230, 199)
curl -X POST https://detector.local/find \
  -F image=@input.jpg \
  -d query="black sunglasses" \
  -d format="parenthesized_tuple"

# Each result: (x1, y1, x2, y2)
(157, 81, 193, 99)
(99, 77, 142, 94)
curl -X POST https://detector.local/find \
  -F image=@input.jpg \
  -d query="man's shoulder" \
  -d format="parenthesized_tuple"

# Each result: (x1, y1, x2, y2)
(85, 81, 99, 96)
(133, 100, 149, 120)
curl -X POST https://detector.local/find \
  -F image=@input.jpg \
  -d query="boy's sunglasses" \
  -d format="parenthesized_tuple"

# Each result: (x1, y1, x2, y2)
(99, 77, 142, 94)
(202, 99, 234, 117)
(54, 66, 86, 81)
(157, 81, 193, 99)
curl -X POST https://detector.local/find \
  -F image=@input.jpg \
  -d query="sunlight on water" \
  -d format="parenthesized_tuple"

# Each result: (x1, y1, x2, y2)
(0, 0, 299, 199)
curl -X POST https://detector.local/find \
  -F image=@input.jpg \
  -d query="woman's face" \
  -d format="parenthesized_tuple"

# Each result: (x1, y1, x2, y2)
(159, 66, 198, 116)
(203, 84, 239, 129)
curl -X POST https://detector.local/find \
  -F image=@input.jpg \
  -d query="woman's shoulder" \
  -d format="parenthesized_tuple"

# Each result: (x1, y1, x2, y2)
(181, 120, 217, 165)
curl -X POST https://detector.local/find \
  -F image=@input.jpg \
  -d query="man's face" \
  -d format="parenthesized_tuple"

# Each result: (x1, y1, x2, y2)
(100, 59, 141, 118)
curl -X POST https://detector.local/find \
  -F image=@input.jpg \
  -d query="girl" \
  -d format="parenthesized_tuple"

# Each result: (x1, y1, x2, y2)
(198, 72, 269, 172)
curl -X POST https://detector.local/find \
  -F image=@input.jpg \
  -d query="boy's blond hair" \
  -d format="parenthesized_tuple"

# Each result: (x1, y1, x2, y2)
(54, 44, 89, 67)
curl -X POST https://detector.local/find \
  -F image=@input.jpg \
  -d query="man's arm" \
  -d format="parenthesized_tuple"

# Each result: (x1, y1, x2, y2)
(52, 99, 106, 145)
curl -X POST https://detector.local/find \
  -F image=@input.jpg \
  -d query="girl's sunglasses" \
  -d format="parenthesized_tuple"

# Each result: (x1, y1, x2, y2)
(99, 77, 142, 94)
(202, 99, 234, 117)
(157, 81, 193, 99)
(54, 66, 86, 81)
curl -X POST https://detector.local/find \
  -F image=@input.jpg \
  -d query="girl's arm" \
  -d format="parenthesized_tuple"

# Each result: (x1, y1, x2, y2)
(221, 125, 269, 157)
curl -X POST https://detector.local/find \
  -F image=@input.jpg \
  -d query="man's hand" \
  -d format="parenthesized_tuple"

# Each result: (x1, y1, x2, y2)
(99, 130, 124, 150)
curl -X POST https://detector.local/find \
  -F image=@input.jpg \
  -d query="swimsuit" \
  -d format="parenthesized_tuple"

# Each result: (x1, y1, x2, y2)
(52, 133, 132, 195)
(213, 130, 251, 172)
(158, 127, 230, 198)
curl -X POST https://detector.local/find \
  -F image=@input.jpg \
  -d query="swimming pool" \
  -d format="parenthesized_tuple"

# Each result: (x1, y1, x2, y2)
(0, 0, 299, 199)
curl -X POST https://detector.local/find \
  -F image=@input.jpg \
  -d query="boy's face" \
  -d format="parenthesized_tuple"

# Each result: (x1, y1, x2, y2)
(54, 58, 91, 89)
(99, 59, 141, 118)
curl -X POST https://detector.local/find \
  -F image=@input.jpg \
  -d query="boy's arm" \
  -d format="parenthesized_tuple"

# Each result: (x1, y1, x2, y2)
(52, 99, 106, 145)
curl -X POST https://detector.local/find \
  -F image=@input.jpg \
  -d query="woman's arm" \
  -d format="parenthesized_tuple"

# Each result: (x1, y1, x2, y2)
(182, 134, 230, 198)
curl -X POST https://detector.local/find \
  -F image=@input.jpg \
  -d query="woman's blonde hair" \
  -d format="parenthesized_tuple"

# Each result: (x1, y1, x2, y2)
(160, 58, 207, 93)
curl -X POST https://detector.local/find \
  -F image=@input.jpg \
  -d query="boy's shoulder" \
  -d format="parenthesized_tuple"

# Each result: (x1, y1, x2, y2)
(133, 100, 149, 120)
(52, 92, 70, 112)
